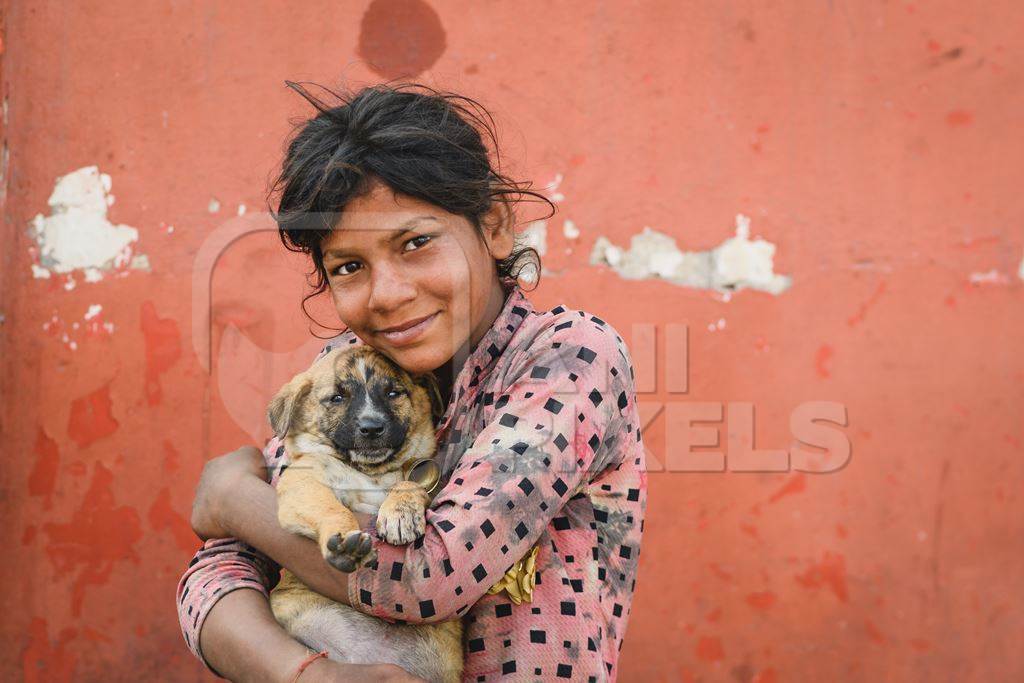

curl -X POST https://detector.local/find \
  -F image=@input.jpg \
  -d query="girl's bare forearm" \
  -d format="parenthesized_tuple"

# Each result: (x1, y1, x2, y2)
(199, 588, 322, 683)
(225, 474, 353, 605)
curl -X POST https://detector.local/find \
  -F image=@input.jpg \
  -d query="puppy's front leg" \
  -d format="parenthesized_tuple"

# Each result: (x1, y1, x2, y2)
(376, 480, 430, 545)
(277, 459, 376, 572)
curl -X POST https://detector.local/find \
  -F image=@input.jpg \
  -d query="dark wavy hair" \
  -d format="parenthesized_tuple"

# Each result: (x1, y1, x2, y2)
(266, 80, 552, 331)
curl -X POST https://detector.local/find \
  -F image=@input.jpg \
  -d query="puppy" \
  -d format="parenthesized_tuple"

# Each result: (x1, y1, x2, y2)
(266, 346, 463, 683)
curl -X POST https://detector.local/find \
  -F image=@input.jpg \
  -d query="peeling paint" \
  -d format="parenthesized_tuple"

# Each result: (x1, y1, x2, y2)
(544, 172, 565, 202)
(84, 304, 102, 320)
(28, 428, 60, 508)
(22, 618, 78, 683)
(208, 197, 221, 213)
(1019, 251, 1024, 280)
(590, 214, 792, 295)
(237, 203, 247, 216)
(968, 269, 1009, 285)
(519, 219, 547, 256)
(141, 301, 181, 406)
(147, 488, 196, 553)
(28, 166, 148, 281)
(42, 462, 142, 617)
(563, 218, 580, 239)
(67, 384, 119, 447)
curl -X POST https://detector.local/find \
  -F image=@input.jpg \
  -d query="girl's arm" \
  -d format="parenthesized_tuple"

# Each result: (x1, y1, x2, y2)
(199, 589, 422, 682)
(344, 320, 636, 624)
(177, 437, 361, 674)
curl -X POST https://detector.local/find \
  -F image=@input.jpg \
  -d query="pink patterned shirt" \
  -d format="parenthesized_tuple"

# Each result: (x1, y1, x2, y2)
(176, 281, 647, 681)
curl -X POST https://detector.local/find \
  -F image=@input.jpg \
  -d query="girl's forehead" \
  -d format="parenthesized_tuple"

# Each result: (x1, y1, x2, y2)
(324, 189, 451, 247)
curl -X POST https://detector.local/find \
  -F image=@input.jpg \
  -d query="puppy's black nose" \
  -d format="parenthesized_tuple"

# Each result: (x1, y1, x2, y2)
(357, 417, 385, 438)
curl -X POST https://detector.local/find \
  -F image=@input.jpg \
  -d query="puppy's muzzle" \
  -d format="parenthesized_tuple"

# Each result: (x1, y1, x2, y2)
(335, 414, 407, 466)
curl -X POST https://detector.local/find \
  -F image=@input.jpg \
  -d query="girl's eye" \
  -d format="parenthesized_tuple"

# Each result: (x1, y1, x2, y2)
(403, 235, 432, 252)
(331, 262, 360, 277)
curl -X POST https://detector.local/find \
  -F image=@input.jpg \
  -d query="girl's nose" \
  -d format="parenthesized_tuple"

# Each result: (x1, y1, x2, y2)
(367, 260, 417, 313)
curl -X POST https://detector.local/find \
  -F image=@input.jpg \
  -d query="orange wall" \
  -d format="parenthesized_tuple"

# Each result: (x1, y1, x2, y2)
(2, 1, 1022, 681)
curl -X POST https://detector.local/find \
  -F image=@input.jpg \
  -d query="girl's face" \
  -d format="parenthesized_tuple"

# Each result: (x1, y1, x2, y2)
(321, 179, 514, 376)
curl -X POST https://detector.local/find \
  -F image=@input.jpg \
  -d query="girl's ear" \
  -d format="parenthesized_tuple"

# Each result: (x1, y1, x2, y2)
(481, 200, 515, 261)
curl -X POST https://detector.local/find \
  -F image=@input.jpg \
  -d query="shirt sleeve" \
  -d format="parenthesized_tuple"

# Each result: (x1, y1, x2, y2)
(174, 435, 287, 672)
(346, 321, 634, 624)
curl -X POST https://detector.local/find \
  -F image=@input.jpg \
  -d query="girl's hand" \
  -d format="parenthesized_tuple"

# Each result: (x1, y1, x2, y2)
(190, 445, 269, 540)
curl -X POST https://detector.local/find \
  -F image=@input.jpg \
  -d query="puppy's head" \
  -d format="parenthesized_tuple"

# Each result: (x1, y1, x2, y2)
(268, 346, 444, 474)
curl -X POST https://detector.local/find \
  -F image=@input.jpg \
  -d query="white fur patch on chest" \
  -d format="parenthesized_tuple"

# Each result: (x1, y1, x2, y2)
(319, 456, 403, 514)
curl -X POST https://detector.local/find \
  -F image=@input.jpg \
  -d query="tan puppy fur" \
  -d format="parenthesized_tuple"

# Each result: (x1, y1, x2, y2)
(266, 346, 462, 683)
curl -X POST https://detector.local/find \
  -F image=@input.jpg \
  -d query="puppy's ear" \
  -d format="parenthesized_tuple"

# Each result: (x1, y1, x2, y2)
(413, 372, 447, 422)
(268, 372, 314, 438)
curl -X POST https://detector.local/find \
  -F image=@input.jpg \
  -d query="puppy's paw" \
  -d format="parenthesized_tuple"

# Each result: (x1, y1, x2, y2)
(324, 530, 376, 573)
(376, 499, 426, 545)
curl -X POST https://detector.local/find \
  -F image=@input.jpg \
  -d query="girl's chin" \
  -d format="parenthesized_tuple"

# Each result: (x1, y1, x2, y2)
(387, 345, 448, 375)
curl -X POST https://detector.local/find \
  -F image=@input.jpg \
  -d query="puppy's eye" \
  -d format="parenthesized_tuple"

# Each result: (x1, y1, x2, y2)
(387, 389, 404, 399)
(329, 394, 345, 404)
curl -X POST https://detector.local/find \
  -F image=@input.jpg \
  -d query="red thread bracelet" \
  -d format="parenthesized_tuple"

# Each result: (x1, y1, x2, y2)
(290, 649, 328, 682)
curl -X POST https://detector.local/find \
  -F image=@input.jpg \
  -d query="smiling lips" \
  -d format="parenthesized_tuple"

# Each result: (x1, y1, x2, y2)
(377, 311, 439, 346)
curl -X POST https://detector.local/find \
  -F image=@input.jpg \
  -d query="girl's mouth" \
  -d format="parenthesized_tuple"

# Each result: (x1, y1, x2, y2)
(378, 311, 439, 346)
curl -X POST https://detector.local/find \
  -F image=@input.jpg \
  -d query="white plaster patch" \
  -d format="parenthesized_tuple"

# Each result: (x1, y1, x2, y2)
(84, 304, 103, 320)
(589, 214, 792, 296)
(237, 203, 247, 216)
(208, 197, 221, 213)
(563, 219, 580, 240)
(1018, 250, 1024, 281)
(968, 269, 1009, 285)
(545, 173, 565, 203)
(28, 166, 148, 282)
(519, 220, 548, 257)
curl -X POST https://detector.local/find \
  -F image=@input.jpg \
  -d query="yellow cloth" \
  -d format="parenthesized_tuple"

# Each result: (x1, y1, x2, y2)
(485, 544, 539, 605)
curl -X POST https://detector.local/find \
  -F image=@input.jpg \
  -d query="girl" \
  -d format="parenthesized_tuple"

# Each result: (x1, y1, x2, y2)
(178, 82, 646, 683)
